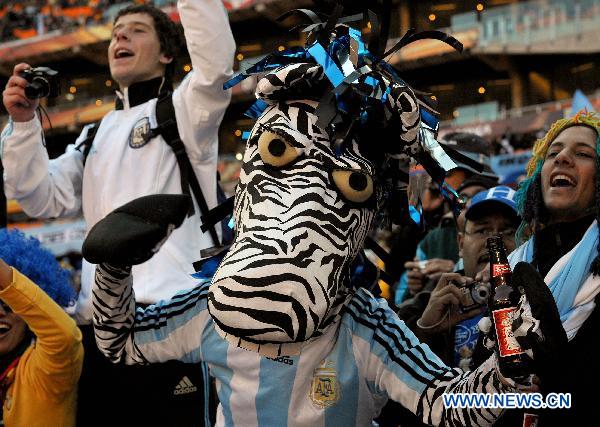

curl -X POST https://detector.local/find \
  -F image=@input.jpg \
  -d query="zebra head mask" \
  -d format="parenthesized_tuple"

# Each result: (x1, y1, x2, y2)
(208, 63, 431, 357)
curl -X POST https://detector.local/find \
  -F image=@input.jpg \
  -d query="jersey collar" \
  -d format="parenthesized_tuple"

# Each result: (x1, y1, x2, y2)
(115, 77, 172, 110)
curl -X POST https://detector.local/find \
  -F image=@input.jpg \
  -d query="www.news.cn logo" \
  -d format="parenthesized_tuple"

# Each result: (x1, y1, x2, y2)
(442, 393, 571, 409)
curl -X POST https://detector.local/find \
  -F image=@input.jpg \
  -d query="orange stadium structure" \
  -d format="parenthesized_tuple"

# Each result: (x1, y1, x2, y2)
(1, 0, 596, 127)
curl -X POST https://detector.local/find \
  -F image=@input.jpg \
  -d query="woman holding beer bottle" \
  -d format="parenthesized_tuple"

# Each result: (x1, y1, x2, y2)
(477, 111, 600, 425)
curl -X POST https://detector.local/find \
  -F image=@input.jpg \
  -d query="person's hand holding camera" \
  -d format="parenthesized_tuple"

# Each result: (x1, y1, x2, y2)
(3, 63, 39, 123)
(417, 273, 486, 334)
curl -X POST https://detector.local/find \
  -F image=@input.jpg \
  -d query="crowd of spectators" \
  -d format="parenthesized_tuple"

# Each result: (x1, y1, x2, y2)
(1, 0, 598, 423)
(0, 1, 174, 42)
(375, 111, 600, 425)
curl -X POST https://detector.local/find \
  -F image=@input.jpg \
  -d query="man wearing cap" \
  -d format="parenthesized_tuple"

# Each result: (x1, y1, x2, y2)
(411, 186, 520, 363)
(396, 172, 498, 304)
(399, 186, 520, 368)
(376, 186, 520, 427)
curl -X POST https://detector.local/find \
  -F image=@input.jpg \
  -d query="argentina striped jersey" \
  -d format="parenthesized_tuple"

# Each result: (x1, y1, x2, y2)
(93, 264, 505, 426)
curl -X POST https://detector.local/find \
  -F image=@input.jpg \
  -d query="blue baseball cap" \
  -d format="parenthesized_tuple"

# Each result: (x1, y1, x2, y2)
(466, 186, 520, 221)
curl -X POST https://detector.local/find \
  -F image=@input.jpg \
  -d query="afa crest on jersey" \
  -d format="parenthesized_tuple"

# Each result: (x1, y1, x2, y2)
(129, 117, 151, 149)
(309, 360, 340, 408)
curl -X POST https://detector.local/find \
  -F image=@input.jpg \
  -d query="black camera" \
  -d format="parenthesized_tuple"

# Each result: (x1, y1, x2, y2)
(456, 281, 491, 313)
(21, 67, 60, 99)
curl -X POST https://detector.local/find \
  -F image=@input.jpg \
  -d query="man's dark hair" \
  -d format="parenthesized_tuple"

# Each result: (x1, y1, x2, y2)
(114, 4, 184, 81)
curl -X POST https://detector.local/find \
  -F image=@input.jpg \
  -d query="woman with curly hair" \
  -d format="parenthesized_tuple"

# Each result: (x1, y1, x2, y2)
(0, 229, 82, 426)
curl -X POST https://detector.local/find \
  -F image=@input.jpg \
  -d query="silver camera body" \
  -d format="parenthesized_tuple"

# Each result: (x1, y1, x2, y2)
(457, 281, 491, 312)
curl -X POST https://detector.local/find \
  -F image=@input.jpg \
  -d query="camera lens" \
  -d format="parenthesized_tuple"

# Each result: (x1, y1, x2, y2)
(471, 282, 491, 305)
(24, 78, 50, 99)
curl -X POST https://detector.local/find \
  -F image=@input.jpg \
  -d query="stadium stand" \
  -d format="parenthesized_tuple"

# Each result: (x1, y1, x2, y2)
(0, 0, 598, 255)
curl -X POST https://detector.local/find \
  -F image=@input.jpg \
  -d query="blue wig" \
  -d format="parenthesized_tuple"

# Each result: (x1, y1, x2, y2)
(0, 229, 75, 308)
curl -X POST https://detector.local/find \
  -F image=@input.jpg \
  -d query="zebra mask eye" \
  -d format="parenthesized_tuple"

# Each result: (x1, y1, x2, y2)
(332, 170, 374, 203)
(257, 131, 299, 167)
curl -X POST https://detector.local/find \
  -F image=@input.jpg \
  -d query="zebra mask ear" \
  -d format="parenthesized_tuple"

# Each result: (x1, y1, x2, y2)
(379, 82, 466, 226)
(382, 82, 422, 157)
(255, 63, 327, 103)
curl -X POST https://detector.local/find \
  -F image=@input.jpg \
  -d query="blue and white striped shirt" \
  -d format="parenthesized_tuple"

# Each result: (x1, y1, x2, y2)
(93, 265, 505, 426)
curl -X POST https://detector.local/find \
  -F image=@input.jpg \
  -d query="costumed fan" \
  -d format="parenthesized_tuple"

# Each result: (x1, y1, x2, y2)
(84, 4, 551, 425)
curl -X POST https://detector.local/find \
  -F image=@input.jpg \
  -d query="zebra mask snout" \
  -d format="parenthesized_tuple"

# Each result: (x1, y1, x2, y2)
(206, 101, 376, 356)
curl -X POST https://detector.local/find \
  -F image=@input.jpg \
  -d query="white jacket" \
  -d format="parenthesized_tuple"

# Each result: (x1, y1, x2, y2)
(0, 0, 235, 324)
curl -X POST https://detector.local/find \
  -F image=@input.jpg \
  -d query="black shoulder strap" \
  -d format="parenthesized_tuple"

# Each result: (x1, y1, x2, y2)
(154, 91, 220, 246)
(75, 122, 99, 166)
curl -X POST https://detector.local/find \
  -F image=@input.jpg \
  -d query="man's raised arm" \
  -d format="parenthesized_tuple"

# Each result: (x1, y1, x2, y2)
(174, 0, 235, 161)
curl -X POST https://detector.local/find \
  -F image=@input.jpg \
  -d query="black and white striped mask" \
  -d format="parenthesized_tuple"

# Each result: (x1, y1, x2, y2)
(208, 63, 421, 357)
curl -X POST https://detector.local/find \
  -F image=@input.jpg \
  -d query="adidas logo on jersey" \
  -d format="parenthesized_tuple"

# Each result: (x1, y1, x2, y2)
(266, 355, 294, 366)
(173, 376, 198, 395)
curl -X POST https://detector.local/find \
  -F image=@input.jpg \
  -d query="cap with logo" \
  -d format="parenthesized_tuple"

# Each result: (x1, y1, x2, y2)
(465, 186, 520, 221)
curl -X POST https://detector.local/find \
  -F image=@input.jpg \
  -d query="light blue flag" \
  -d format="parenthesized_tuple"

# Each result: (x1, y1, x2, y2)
(570, 89, 594, 115)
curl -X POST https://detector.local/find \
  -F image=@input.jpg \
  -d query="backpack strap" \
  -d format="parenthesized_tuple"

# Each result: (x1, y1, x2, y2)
(74, 122, 100, 166)
(153, 91, 220, 247)
(200, 195, 234, 234)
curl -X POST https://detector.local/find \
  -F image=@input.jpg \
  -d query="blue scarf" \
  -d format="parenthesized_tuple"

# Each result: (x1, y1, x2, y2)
(508, 221, 599, 323)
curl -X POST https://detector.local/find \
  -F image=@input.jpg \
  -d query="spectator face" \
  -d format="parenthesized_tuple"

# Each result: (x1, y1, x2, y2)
(108, 13, 173, 88)
(541, 125, 597, 223)
(0, 302, 27, 356)
(458, 210, 518, 277)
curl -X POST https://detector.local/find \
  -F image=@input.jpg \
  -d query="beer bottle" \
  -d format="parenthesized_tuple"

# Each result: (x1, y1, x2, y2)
(487, 236, 532, 381)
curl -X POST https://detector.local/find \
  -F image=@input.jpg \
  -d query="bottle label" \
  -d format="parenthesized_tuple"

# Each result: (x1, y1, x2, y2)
(522, 413, 539, 427)
(492, 263, 511, 277)
(492, 307, 524, 357)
